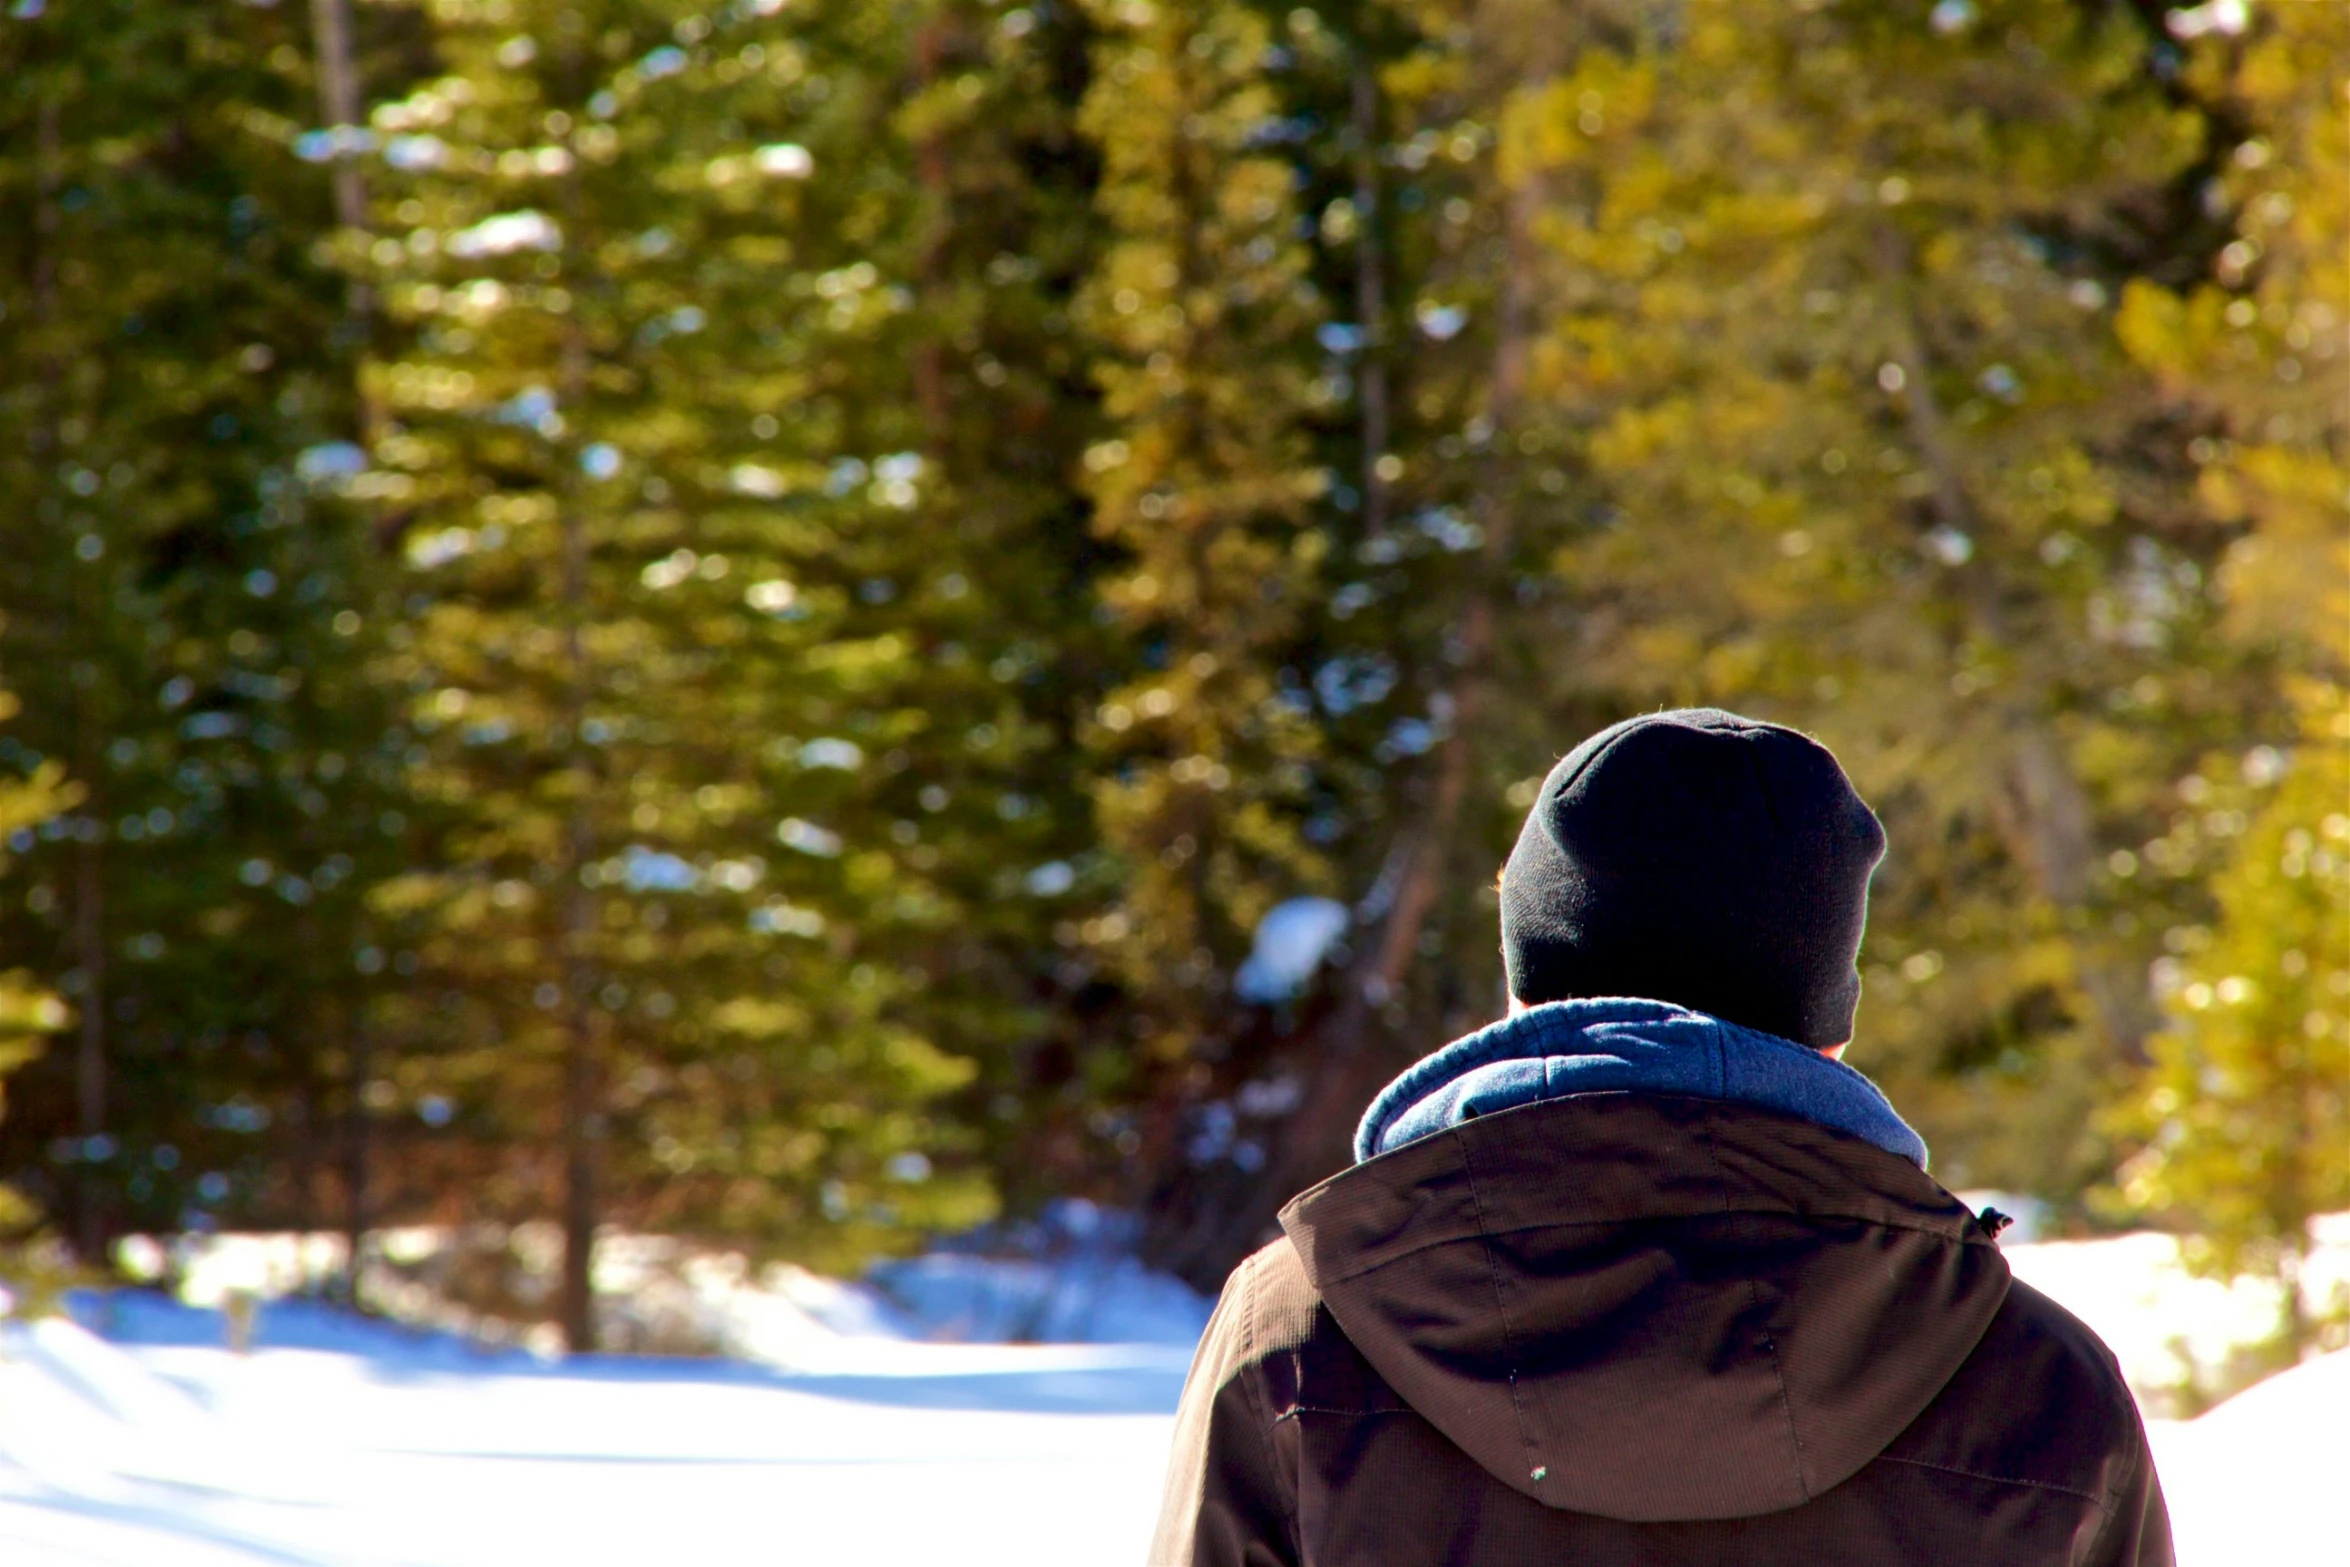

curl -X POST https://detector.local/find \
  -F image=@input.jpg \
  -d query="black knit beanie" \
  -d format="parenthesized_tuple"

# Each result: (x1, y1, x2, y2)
(1499, 708, 1886, 1048)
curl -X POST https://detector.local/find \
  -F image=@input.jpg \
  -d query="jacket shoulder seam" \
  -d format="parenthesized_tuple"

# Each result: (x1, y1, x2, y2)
(1236, 1250, 1302, 1551)
(1873, 1452, 2116, 1515)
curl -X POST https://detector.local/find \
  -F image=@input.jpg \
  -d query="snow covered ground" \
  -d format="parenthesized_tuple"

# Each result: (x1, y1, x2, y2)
(0, 1294, 1191, 1567)
(0, 1219, 2342, 1565)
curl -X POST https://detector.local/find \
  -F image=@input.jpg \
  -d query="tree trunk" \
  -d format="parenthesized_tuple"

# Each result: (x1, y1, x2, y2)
(307, 0, 368, 230)
(1352, 55, 1391, 537)
(72, 833, 106, 1265)
(556, 493, 600, 1353)
(302, 0, 379, 1294)
(909, 15, 954, 444)
(307, 0, 376, 348)
(554, 120, 600, 1347)
(559, 936, 598, 1353)
(556, 423, 600, 1352)
(69, 245, 107, 1265)
(30, 54, 106, 1269)
(342, 1001, 371, 1306)
(309, 0, 399, 555)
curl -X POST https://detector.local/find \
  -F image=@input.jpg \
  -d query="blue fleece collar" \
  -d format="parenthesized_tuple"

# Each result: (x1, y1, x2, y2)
(1355, 997, 1928, 1169)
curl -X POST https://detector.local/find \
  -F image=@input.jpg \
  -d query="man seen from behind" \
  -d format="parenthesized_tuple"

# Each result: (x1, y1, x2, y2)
(1151, 708, 2170, 1566)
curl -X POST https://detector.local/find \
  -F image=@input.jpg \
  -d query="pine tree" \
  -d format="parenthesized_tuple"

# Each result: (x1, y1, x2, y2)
(1079, 0, 1618, 1280)
(1498, 0, 2254, 1199)
(0, 0, 409, 1258)
(824, 0, 1121, 1220)
(1226, 0, 1631, 1231)
(1071, 0, 1354, 1273)
(2108, 0, 2349, 1342)
(3, 0, 2333, 1316)
(364, 0, 1135, 1342)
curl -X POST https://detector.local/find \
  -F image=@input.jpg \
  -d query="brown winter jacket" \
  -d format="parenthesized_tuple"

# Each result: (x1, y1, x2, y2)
(1150, 1092, 2170, 1566)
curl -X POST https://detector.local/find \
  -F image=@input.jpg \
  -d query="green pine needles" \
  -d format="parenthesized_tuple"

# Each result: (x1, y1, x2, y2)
(0, 0, 2339, 1340)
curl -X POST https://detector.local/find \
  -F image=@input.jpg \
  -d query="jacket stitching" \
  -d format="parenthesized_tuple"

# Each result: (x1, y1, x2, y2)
(1236, 1253, 1303, 1552)
(1749, 1277, 1809, 1501)
(1876, 1453, 2114, 1514)
(1694, 1110, 1811, 1504)
(2082, 1447, 2135, 1562)
(2065, 1392, 2146, 1565)
(1749, 1274, 1806, 1503)
(1457, 1136, 1544, 1485)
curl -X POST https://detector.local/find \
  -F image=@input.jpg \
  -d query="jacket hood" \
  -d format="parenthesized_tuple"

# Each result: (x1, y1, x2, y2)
(1278, 1091, 2009, 1523)
(1353, 997, 1927, 1169)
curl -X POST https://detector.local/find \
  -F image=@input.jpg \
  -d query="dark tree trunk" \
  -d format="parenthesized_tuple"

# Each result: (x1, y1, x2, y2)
(554, 117, 601, 1351)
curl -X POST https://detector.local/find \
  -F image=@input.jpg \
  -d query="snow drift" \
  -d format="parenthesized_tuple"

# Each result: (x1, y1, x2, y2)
(0, 1217, 2341, 1564)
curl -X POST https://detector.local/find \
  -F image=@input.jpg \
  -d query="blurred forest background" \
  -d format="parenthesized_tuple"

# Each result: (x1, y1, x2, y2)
(0, 0, 2342, 1352)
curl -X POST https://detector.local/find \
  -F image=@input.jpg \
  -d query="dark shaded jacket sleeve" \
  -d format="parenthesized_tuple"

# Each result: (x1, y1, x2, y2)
(1147, 1252, 1298, 1567)
(2083, 1410, 2175, 1567)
